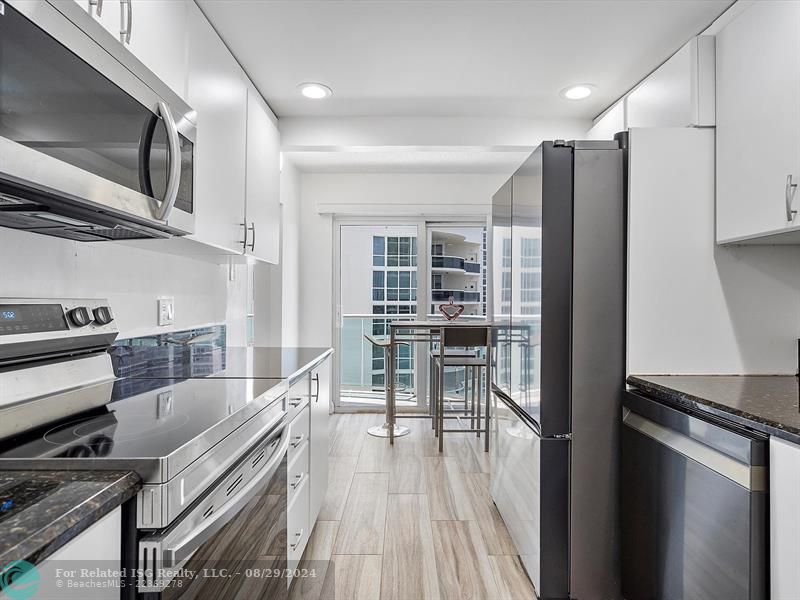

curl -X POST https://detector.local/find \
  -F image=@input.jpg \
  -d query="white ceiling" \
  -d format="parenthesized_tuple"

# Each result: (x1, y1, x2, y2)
(288, 148, 532, 173)
(198, 0, 732, 120)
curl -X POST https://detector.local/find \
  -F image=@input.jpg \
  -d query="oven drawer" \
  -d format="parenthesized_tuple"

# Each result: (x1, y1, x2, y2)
(288, 438, 309, 507)
(287, 476, 310, 569)
(288, 405, 310, 463)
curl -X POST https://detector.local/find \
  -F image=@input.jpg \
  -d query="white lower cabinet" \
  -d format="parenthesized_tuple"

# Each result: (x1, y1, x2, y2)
(770, 437, 800, 598)
(287, 404, 311, 586)
(32, 506, 122, 599)
(309, 357, 331, 525)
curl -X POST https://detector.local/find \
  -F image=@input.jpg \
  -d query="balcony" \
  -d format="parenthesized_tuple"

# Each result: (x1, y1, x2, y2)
(464, 261, 481, 274)
(431, 289, 481, 303)
(340, 314, 417, 407)
(431, 255, 481, 275)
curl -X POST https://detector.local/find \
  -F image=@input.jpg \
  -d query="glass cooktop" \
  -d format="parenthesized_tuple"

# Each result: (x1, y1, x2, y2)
(0, 377, 286, 464)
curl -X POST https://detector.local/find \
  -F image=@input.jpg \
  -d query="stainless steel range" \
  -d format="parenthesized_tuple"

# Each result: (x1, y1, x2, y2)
(0, 299, 290, 598)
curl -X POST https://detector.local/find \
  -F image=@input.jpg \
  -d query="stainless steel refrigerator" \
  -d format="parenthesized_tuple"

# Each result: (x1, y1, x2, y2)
(490, 139, 625, 600)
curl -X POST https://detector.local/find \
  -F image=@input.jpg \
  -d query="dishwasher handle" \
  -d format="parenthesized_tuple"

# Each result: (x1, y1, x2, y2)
(623, 408, 766, 492)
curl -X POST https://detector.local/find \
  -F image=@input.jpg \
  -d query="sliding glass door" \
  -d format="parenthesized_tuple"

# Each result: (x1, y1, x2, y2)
(333, 219, 487, 413)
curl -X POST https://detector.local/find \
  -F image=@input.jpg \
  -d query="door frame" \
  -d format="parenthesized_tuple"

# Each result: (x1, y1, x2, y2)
(332, 216, 489, 414)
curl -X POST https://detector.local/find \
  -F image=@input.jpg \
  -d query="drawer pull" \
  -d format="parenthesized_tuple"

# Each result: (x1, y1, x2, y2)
(290, 472, 306, 490)
(290, 434, 305, 449)
(290, 529, 304, 551)
(289, 397, 304, 408)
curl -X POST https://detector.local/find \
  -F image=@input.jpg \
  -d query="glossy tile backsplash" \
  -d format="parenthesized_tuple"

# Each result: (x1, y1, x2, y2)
(110, 324, 226, 379)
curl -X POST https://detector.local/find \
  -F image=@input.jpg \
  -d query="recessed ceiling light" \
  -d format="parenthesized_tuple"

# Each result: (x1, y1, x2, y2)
(560, 84, 594, 100)
(298, 82, 332, 99)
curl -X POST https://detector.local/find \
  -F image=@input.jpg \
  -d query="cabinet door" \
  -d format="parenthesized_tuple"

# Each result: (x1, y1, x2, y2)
(716, 1, 800, 242)
(127, 0, 188, 99)
(71, 0, 122, 40)
(185, 1, 247, 254)
(32, 507, 121, 598)
(309, 357, 331, 524)
(245, 85, 281, 264)
(770, 437, 800, 598)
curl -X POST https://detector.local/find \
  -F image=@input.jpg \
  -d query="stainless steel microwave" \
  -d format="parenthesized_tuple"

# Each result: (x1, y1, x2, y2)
(0, 0, 196, 241)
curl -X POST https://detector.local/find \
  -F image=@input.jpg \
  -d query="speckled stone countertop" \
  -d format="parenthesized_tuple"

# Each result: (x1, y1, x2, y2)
(0, 470, 140, 566)
(627, 375, 800, 444)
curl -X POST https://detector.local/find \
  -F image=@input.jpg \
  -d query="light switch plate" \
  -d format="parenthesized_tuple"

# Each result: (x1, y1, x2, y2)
(157, 297, 174, 326)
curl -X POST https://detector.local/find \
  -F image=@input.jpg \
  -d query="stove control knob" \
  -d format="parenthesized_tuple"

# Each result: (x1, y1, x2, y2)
(68, 306, 91, 327)
(93, 306, 114, 325)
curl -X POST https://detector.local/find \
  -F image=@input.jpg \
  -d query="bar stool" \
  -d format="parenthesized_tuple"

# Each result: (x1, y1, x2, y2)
(363, 334, 411, 438)
(429, 346, 478, 434)
(433, 326, 492, 452)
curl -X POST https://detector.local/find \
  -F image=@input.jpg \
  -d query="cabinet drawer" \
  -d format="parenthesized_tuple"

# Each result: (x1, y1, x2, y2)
(287, 439, 309, 507)
(288, 406, 310, 463)
(287, 477, 310, 566)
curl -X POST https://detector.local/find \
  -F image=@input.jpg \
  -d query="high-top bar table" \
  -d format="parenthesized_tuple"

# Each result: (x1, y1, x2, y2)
(386, 320, 493, 444)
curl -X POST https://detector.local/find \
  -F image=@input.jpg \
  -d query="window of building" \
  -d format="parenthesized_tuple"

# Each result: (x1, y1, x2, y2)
(502, 238, 512, 268)
(521, 238, 541, 268)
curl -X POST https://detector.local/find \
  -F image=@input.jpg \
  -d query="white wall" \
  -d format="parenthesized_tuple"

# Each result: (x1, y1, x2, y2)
(280, 158, 301, 347)
(0, 228, 242, 339)
(627, 127, 800, 374)
(297, 172, 506, 347)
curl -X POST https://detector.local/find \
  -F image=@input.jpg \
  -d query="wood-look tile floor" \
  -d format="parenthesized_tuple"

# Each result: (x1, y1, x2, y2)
(290, 414, 536, 600)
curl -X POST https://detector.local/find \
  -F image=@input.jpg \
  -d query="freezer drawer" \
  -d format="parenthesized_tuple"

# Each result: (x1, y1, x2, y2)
(490, 388, 569, 599)
(621, 391, 767, 600)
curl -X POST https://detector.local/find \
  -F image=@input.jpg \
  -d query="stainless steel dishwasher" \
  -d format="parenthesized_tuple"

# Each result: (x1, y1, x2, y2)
(621, 390, 768, 600)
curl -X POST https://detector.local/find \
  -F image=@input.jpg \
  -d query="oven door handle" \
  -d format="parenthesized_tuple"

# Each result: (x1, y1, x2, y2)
(159, 422, 289, 568)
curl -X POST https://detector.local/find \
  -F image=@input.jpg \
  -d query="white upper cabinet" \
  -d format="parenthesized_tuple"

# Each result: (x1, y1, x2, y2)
(126, 0, 189, 98)
(626, 36, 716, 129)
(716, 1, 800, 244)
(70, 0, 188, 99)
(185, 1, 248, 255)
(245, 86, 281, 264)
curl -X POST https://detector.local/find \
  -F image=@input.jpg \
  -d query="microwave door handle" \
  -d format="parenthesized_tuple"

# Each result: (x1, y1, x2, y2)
(159, 424, 289, 568)
(155, 101, 182, 221)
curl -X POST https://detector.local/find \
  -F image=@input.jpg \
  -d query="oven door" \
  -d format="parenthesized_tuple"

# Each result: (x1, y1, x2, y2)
(137, 421, 289, 599)
(0, 0, 195, 239)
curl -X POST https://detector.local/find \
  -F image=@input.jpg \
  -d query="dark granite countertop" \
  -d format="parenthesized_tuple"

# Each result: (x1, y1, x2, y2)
(627, 375, 800, 444)
(0, 470, 140, 566)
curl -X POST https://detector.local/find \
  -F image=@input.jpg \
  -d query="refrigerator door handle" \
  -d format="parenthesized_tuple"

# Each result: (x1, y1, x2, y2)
(492, 384, 543, 437)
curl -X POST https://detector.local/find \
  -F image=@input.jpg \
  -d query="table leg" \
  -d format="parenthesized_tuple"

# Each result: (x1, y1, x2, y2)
(388, 328, 395, 445)
(484, 335, 492, 453)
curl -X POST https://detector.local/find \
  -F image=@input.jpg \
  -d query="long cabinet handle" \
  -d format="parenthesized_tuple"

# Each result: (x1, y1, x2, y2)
(248, 223, 256, 251)
(119, 0, 132, 44)
(155, 101, 181, 221)
(786, 174, 798, 222)
(88, 0, 103, 17)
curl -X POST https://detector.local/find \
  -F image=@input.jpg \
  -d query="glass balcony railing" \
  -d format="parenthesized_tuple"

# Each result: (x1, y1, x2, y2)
(431, 289, 481, 303)
(340, 314, 417, 406)
(431, 255, 465, 270)
(464, 261, 481, 274)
